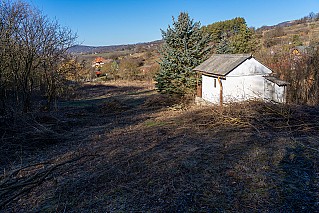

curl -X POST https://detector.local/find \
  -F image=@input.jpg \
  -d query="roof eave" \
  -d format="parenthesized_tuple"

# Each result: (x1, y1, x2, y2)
(194, 54, 252, 76)
(199, 72, 226, 79)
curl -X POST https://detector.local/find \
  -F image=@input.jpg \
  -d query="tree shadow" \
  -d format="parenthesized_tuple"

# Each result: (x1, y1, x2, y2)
(43, 102, 319, 212)
(73, 84, 146, 99)
(39, 104, 270, 211)
(0, 84, 175, 172)
(273, 145, 317, 212)
(2, 101, 319, 211)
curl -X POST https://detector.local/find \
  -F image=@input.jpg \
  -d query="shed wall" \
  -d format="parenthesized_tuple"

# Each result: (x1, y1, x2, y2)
(223, 75, 266, 102)
(202, 74, 220, 103)
(264, 79, 287, 103)
(274, 84, 286, 103)
(229, 58, 272, 76)
(202, 75, 266, 104)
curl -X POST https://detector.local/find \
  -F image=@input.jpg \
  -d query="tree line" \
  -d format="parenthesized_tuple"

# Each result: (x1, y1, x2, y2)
(202, 17, 256, 54)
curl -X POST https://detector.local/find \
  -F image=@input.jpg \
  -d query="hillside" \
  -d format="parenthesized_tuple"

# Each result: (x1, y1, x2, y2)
(2, 13, 319, 212)
(256, 19, 319, 49)
(69, 40, 162, 82)
(1, 81, 319, 211)
(66, 15, 319, 86)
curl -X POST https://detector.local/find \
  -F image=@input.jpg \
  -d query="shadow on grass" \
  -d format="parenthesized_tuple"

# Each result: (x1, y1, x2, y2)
(274, 146, 317, 212)
(2, 100, 319, 212)
(73, 84, 146, 100)
(0, 83, 179, 172)
(46, 102, 319, 212)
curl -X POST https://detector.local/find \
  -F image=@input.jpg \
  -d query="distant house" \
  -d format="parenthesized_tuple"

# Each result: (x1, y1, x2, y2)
(193, 54, 289, 105)
(92, 57, 106, 68)
(291, 46, 317, 56)
(92, 57, 113, 77)
(291, 46, 306, 56)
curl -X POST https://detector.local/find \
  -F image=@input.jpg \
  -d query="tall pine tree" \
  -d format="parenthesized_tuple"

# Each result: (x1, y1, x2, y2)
(230, 25, 257, 53)
(216, 33, 233, 54)
(202, 17, 257, 54)
(155, 12, 211, 95)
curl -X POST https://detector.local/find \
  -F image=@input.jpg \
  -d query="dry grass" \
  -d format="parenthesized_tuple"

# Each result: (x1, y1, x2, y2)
(1, 82, 319, 212)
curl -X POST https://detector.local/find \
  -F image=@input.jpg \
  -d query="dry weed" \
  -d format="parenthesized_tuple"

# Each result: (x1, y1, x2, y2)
(1, 82, 319, 212)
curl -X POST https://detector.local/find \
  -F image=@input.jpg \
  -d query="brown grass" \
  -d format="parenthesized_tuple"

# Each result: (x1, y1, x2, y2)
(1, 82, 319, 212)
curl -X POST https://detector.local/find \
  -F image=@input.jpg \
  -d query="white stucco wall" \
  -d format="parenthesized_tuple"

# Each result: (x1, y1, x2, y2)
(202, 74, 220, 103)
(223, 75, 266, 102)
(264, 80, 286, 103)
(274, 84, 286, 103)
(201, 57, 286, 104)
(228, 58, 272, 76)
(202, 74, 267, 104)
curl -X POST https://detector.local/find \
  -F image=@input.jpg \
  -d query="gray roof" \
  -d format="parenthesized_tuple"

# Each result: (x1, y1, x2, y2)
(264, 76, 289, 86)
(193, 54, 252, 76)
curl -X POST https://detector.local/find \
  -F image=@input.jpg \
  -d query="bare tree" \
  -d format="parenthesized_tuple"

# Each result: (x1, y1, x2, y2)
(256, 47, 319, 105)
(0, 0, 77, 113)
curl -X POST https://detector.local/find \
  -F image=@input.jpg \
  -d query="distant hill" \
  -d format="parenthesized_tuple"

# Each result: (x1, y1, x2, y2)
(68, 40, 163, 54)
(255, 12, 319, 50)
(256, 21, 295, 32)
(67, 45, 95, 54)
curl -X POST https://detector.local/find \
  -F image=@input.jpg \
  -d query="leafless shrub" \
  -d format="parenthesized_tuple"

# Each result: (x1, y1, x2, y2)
(0, 0, 77, 114)
(256, 47, 319, 105)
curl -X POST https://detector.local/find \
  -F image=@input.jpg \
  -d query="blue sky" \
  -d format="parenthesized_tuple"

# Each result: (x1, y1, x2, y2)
(25, 0, 319, 46)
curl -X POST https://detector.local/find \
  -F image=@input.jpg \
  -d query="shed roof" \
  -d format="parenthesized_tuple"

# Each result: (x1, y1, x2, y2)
(264, 76, 289, 86)
(193, 54, 252, 76)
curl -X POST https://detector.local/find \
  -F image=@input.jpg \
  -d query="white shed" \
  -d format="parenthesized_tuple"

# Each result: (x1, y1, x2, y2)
(193, 54, 289, 105)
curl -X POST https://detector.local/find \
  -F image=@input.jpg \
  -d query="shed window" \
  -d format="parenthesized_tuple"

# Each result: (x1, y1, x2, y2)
(214, 78, 216, 88)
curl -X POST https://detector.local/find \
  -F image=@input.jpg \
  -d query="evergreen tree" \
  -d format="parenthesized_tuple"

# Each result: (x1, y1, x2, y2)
(230, 25, 257, 53)
(216, 33, 233, 54)
(203, 17, 246, 44)
(203, 17, 257, 54)
(292, 34, 303, 46)
(155, 12, 211, 95)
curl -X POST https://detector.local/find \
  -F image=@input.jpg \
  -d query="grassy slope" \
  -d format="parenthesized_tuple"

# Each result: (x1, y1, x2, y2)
(283, 21, 319, 44)
(1, 81, 319, 212)
(258, 20, 319, 49)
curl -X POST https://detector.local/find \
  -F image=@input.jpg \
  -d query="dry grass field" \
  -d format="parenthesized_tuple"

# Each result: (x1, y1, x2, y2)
(1, 81, 319, 212)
